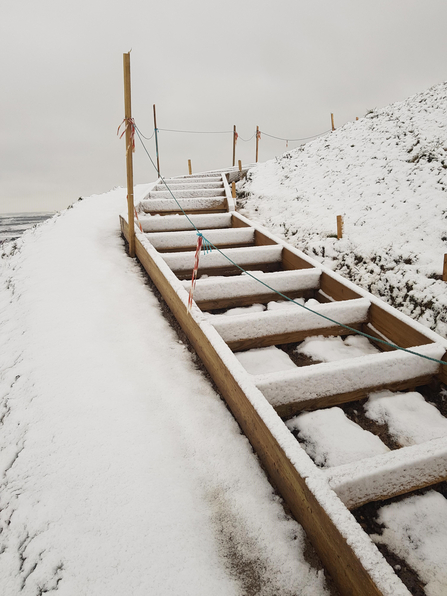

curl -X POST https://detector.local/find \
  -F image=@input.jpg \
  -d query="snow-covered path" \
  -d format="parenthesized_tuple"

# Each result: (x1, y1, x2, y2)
(0, 188, 327, 595)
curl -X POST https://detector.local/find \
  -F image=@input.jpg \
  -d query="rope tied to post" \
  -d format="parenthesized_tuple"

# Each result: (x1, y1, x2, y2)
(117, 117, 136, 154)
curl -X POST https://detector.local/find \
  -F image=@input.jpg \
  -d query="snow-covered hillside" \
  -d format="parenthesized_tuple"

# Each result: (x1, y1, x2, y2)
(238, 81, 447, 338)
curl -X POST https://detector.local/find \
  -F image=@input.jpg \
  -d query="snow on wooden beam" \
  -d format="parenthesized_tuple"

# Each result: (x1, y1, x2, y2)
(211, 297, 370, 349)
(326, 436, 447, 509)
(181, 269, 322, 310)
(140, 197, 227, 213)
(255, 343, 444, 414)
(162, 245, 283, 273)
(139, 213, 232, 233)
(146, 188, 225, 199)
(146, 227, 255, 252)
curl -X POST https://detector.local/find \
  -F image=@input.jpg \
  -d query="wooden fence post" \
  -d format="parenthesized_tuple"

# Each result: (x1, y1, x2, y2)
(337, 215, 343, 239)
(123, 52, 135, 258)
(188, 159, 192, 175)
(153, 104, 160, 175)
(331, 113, 335, 131)
(443, 254, 447, 282)
(232, 125, 237, 167)
(232, 182, 236, 199)
(256, 125, 260, 162)
(238, 160, 242, 171)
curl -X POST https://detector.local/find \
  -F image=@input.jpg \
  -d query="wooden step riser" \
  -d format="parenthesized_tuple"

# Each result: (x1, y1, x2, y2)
(147, 189, 225, 199)
(327, 437, 447, 510)
(141, 198, 227, 213)
(139, 213, 233, 233)
(196, 289, 316, 312)
(274, 374, 434, 419)
(174, 262, 283, 281)
(146, 227, 255, 252)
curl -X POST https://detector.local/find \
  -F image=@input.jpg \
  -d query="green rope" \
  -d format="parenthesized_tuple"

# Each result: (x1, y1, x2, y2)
(133, 124, 447, 368)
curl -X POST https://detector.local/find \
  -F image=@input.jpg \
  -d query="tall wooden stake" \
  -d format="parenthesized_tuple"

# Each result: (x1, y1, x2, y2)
(153, 104, 160, 176)
(443, 254, 447, 282)
(232, 125, 237, 167)
(256, 125, 260, 162)
(188, 159, 192, 175)
(123, 52, 135, 258)
(238, 160, 242, 171)
(331, 113, 335, 131)
(337, 215, 343, 239)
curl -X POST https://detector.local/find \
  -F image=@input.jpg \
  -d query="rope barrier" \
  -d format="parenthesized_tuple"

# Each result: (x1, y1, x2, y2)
(133, 124, 447, 368)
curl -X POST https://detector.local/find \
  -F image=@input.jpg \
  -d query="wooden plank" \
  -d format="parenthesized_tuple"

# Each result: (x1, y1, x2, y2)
(254, 229, 278, 246)
(231, 214, 251, 228)
(227, 323, 362, 352)
(120, 214, 391, 596)
(274, 374, 433, 419)
(327, 437, 447, 510)
(320, 272, 362, 301)
(196, 288, 315, 312)
(174, 261, 282, 281)
(361, 323, 394, 352)
(369, 302, 434, 349)
(282, 247, 315, 270)
(441, 351, 447, 384)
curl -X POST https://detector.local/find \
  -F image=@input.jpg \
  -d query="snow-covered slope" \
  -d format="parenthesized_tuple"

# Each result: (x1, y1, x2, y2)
(0, 190, 328, 595)
(239, 81, 447, 338)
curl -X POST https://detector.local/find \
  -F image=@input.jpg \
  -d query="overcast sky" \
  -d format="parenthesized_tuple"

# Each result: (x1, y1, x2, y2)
(2, 0, 447, 213)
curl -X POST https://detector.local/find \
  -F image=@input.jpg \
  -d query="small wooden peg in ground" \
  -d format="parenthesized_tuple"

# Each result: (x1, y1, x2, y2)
(238, 160, 242, 171)
(232, 182, 236, 199)
(188, 159, 192, 175)
(256, 125, 260, 162)
(337, 215, 344, 239)
(331, 113, 335, 131)
(356, 117, 359, 121)
(443, 254, 447, 281)
(232, 125, 237, 167)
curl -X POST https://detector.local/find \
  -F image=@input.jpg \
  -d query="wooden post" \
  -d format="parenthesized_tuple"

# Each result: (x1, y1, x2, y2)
(256, 125, 260, 163)
(123, 52, 135, 258)
(238, 160, 242, 172)
(232, 125, 237, 167)
(443, 254, 447, 282)
(188, 159, 192, 175)
(331, 113, 335, 131)
(153, 104, 160, 175)
(232, 182, 236, 199)
(356, 117, 359, 121)
(337, 215, 343, 239)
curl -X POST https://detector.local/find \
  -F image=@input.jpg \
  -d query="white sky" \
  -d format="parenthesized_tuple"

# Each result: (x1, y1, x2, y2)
(1, 0, 447, 213)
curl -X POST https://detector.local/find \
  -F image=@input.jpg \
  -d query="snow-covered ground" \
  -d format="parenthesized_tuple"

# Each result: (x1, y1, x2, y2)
(0, 189, 328, 595)
(238, 81, 447, 338)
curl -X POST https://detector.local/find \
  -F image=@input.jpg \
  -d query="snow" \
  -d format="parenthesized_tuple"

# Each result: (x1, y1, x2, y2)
(256, 343, 444, 408)
(141, 197, 226, 212)
(211, 297, 370, 343)
(326, 436, 447, 510)
(239, 81, 447, 338)
(372, 491, 447, 596)
(365, 390, 447, 446)
(181, 268, 321, 302)
(235, 346, 297, 375)
(139, 212, 232, 233)
(162, 244, 283, 272)
(296, 335, 381, 362)
(0, 187, 330, 595)
(146, 226, 254, 250)
(286, 407, 389, 468)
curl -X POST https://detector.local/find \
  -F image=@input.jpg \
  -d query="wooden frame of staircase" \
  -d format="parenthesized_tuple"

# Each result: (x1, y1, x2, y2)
(121, 173, 447, 596)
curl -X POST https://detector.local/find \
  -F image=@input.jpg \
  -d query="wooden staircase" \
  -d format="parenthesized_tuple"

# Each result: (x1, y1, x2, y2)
(121, 169, 447, 596)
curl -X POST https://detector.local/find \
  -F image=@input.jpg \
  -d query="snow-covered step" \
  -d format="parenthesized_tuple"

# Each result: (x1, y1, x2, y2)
(146, 188, 225, 200)
(140, 197, 227, 214)
(138, 213, 232, 233)
(325, 436, 447, 509)
(165, 175, 222, 184)
(181, 268, 322, 311)
(211, 297, 370, 351)
(255, 342, 444, 418)
(162, 245, 283, 276)
(153, 181, 224, 191)
(146, 227, 255, 252)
